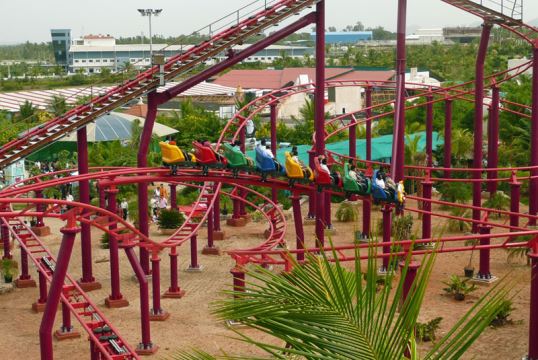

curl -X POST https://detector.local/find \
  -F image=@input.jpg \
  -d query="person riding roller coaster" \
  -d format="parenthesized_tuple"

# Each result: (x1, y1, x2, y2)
(285, 146, 313, 181)
(159, 140, 197, 175)
(317, 155, 342, 187)
(348, 164, 369, 189)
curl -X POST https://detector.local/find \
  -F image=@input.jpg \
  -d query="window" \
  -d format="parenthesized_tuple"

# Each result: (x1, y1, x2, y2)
(103, 59, 108, 63)
(74, 60, 80, 63)
(81, 59, 86, 63)
(89, 59, 93, 63)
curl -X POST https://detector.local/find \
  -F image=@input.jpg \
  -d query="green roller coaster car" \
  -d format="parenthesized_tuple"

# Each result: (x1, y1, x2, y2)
(343, 163, 371, 196)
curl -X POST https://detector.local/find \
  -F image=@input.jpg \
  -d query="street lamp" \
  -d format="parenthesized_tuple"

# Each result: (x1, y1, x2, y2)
(137, 8, 163, 64)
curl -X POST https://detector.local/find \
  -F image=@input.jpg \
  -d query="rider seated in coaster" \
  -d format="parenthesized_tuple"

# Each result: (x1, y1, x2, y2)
(258, 139, 282, 171)
(380, 170, 397, 199)
(291, 146, 311, 178)
(319, 155, 341, 186)
(232, 140, 254, 166)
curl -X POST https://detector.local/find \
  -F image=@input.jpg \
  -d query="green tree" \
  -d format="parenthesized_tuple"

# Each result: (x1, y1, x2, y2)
(47, 95, 70, 117)
(172, 248, 510, 359)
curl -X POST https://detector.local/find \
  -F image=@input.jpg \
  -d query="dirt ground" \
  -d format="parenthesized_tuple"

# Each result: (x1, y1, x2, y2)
(0, 195, 533, 359)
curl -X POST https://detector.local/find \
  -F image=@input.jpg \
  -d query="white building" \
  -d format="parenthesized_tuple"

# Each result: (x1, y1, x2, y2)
(67, 34, 312, 74)
(406, 28, 444, 44)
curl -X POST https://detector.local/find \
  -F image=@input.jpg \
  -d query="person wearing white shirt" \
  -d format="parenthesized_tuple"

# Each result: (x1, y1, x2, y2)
(375, 175, 385, 189)
(319, 156, 330, 175)
(66, 193, 74, 202)
(120, 199, 128, 220)
(348, 165, 359, 181)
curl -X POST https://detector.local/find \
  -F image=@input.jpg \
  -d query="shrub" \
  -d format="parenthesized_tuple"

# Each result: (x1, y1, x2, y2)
(443, 275, 477, 301)
(100, 230, 129, 249)
(490, 300, 514, 327)
(416, 317, 443, 342)
(157, 209, 185, 229)
(392, 213, 413, 241)
(335, 202, 358, 222)
(1, 258, 18, 282)
(483, 192, 510, 219)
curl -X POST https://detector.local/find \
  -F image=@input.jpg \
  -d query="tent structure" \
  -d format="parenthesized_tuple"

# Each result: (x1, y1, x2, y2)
(26, 112, 177, 162)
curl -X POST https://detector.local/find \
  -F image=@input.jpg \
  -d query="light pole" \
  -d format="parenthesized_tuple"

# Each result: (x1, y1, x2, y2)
(137, 8, 162, 64)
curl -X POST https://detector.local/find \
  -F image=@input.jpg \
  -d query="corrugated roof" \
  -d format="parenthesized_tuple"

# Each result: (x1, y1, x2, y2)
(0, 81, 236, 113)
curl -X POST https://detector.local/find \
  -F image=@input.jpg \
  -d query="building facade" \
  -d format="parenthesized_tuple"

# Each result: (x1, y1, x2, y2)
(50, 29, 71, 70)
(55, 32, 312, 74)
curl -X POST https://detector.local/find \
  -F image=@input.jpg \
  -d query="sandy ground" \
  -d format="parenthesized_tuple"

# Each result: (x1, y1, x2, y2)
(0, 195, 533, 359)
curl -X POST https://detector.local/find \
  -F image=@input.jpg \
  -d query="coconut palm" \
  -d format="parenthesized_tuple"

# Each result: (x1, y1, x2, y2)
(48, 95, 70, 117)
(170, 246, 510, 360)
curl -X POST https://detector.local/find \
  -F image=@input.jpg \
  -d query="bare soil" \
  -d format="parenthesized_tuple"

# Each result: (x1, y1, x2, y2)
(0, 196, 532, 359)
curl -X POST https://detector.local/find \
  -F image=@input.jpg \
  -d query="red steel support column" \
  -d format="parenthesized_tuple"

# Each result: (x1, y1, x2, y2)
(487, 86, 500, 194)
(137, 92, 160, 275)
(426, 94, 434, 167)
(77, 126, 100, 291)
(212, 185, 225, 240)
(382, 205, 392, 271)
(362, 199, 371, 238)
(366, 85, 373, 162)
(230, 265, 246, 298)
(528, 252, 538, 359)
(422, 174, 433, 240)
(399, 261, 420, 303)
(187, 234, 201, 271)
(105, 187, 128, 308)
(150, 252, 169, 321)
(35, 190, 46, 228)
(270, 103, 278, 203)
(124, 247, 157, 355)
(54, 301, 81, 340)
(477, 224, 492, 280)
(314, 0, 326, 246)
(39, 223, 78, 360)
(203, 200, 220, 255)
(472, 23, 492, 233)
(529, 44, 538, 225)
(239, 128, 247, 218)
(1, 222, 10, 259)
(170, 184, 177, 209)
(15, 243, 36, 288)
(444, 98, 453, 179)
(98, 183, 105, 209)
(349, 116, 357, 159)
(32, 270, 47, 312)
(510, 172, 521, 231)
(292, 194, 305, 262)
(163, 247, 185, 298)
(324, 191, 332, 230)
(307, 151, 316, 219)
(391, 0, 407, 182)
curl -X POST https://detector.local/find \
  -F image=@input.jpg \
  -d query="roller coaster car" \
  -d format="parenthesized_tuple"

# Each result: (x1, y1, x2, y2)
(159, 142, 197, 174)
(192, 141, 227, 175)
(284, 152, 314, 182)
(371, 170, 398, 203)
(255, 147, 284, 180)
(343, 164, 371, 196)
(313, 157, 343, 189)
(222, 143, 254, 177)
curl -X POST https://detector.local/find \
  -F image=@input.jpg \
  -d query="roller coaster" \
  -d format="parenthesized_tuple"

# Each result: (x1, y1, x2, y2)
(1, 0, 538, 359)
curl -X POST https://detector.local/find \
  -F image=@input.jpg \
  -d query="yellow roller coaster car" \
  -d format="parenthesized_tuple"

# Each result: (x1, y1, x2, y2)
(284, 151, 314, 181)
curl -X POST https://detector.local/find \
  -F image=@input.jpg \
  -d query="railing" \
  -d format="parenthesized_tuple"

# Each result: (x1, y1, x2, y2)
(192, 0, 295, 38)
(472, 0, 523, 20)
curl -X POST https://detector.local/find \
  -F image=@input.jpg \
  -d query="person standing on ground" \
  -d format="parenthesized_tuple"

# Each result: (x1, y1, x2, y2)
(120, 199, 129, 221)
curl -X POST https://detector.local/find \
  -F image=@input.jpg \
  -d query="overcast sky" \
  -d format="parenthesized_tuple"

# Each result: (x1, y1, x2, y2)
(1, 0, 537, 44)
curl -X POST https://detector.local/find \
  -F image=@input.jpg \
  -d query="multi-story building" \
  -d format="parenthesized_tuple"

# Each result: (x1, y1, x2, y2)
(50, 29, 71, 71)
(55, 32, 312, 74)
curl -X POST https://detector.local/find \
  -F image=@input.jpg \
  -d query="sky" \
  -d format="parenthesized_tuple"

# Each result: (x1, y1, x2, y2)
(1, 0, 537, 44)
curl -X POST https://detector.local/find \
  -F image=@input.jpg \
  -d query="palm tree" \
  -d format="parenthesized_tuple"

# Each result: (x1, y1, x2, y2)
(48, 95, 70, 117)
(450, 129, 473, 166)
(171, 246, 510, 359)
